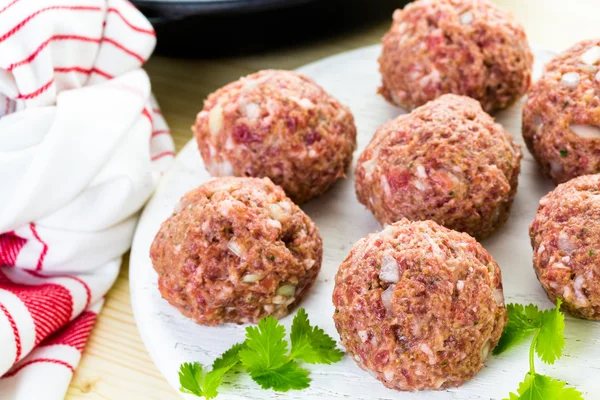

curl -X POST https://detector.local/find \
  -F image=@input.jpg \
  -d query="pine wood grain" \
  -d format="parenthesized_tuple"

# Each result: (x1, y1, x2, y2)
(66, 2, 598, 398)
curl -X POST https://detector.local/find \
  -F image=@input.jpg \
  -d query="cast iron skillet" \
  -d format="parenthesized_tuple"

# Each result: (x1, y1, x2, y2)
(131, 0, 406, 57)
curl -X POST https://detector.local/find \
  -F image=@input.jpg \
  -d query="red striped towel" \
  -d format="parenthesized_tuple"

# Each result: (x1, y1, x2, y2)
(0, 1, 174, 398)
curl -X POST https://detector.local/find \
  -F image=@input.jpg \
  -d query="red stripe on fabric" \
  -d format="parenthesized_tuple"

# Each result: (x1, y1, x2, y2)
(0, 280, 73, 346)
(0, 269, 10, 284)
(2, 358, 74, 378)
(152, 108, 162, 115)
(151, 151, 176, 162)
(151, 129, 170, 138)
(141, 108, 153, 124)
(41, 311, 96, 352)
(0, 0, 20, 15)
(0, 302, 21, 365)
(107, 7, 155, 36)
(7, 35, 102, 71)
(0, 6, 101, 44)
(64, 276, 92, 310)
(102, 37, 145, 63)
(102, 37, 146, 64)
(0, 231, 27, 267)
(29, 223, 47, 271)
(25, 270, 92, 309)
(16, 78, 54, 100)
(54, 66, 114, 80)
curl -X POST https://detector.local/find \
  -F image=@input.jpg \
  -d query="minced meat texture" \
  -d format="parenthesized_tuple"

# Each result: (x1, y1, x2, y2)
(355, 94, 522, 239)
(379, 0, 532, 113)
(333, 219, 506, 391)
(193, 69, 357, 204)
(530, 174, 600, 320)
(523, 39, 600, 184)
(150, 177, 322, 325)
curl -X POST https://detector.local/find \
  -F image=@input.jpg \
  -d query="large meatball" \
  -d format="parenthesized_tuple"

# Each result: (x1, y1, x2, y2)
(150, 177, 322, 325)
(333, 220, 506, 391)
(523, 40, 600, 184)
(530, 174, 600, 320)
(355, 94, 522, 239)
(379, 0, 533, 113)
(193, 70, 357, 204)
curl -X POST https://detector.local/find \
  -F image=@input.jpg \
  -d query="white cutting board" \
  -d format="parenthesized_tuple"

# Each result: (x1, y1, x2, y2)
(130, 45, 600, 399)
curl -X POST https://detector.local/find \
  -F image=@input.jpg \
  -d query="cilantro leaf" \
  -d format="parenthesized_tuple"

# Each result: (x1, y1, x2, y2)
(536, 299, 565, 365)
(290, 308, 344, 364)
(250, 360, 310, 392)
(212, 343, 244, 370)
(494, 303, 543, 355)
(179, 309, 344, 398)
(505, 373, 583, 400)
(202, 343, 244, 399)
(239, 316, 289, 372)
(179, 362, 205, 397)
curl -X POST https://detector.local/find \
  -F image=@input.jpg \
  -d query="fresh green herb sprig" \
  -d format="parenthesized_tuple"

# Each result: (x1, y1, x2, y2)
(179, 308, 344, 398)
(494, 299, 584, 399)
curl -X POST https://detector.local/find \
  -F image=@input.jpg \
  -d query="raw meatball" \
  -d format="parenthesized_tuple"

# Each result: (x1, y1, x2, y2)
(193, 69, 357, 204)
(355, 94, 522, 239)
(523, 39, 600, 184)
(333, 220, 506, 391)
(150, 177, 322, 325)
(379, 0, 533, 113)
(530, 174, 600, 320)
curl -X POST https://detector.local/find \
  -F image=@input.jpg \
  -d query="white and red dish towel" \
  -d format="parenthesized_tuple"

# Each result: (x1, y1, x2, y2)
(0, 0, 174, 398)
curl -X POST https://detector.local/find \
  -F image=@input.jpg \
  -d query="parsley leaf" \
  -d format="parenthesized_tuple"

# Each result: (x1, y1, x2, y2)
(290, 308, 344, 364)
(493, 303, 542, 355)
(179, 309, 344, 398)
(240, 316, 289, 371)
(536, 299, 565, 364)
(505, 373, 584, 400)
(560, 149, 568, 158)
(239, 315, 311, 391)
(250, 360, 310, 392)
(202, 343, 244, 398)
(497, 300, 583, 399)
(179, 362, 205, 397)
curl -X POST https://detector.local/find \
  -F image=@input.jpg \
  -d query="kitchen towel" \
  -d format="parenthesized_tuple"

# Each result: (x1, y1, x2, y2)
(0, 0, 174, 398)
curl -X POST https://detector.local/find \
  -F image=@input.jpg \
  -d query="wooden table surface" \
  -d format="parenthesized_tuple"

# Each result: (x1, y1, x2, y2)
(65, 1, 598, 398)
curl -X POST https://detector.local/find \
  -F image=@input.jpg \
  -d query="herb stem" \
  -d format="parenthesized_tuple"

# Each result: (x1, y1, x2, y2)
(529, 329, 540, 375)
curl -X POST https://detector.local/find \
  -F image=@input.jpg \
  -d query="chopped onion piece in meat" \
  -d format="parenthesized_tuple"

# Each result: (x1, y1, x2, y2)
(209, 104, 224, 137)
(558, 231, 577, 253)
(242, 273, 263, 283)
(460, 11, 473, 25)
(381, 284, 396, 312)
(481, 340, 491, 360)
(561, 72, 580, 88)
(358, 330, 369, 343)
(493, 288, 505, 306)
(379, 254, 399, 283)
(581, 46, 600, 65)
(276, 284, 296, 297)
(227, 239, 245, 257)
(272, 295, 295, 305)
(570, 124, 600, 139)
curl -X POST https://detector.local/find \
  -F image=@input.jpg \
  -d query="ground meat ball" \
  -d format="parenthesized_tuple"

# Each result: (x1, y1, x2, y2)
(523, 40, 600, 184)
(150, 177, 322, 325)
(333, 220, 506, 391)
(530, 174, 600, 320)
(355, 94, 522, 239)
(193, 70, 357, 204)
(379, 0, 532, 113)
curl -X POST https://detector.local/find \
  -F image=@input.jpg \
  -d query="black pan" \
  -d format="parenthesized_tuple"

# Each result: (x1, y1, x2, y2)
(132, 0, 407, 57)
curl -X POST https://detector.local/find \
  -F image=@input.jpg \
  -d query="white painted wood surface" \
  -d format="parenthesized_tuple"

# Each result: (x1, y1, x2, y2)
(129, 45, 600, 399)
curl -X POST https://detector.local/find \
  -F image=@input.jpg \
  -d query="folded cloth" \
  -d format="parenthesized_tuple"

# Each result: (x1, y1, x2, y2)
(0, 1, 174, 398)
